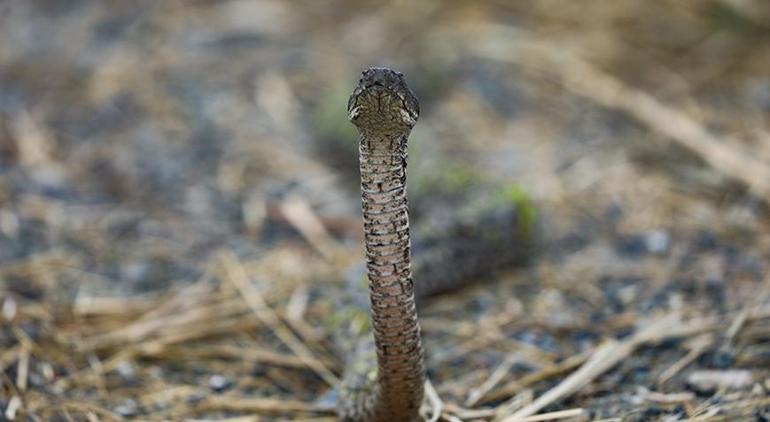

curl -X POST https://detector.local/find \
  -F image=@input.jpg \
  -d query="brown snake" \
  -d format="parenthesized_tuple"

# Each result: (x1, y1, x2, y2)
(336, 67, 530, 421)
(339, 67, 424, 421)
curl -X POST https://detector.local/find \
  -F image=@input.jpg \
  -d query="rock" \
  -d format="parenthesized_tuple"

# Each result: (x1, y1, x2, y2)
(114, 399, 139, 417)
(644, 230, 671, 254)
(208, 374, 232, 392)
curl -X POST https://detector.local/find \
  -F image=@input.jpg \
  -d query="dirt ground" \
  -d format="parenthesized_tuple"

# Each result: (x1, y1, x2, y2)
(1, 1, 770, 420)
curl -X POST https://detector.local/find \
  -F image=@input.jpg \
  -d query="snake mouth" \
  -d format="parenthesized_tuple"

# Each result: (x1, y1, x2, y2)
(360, 83, 403, 103)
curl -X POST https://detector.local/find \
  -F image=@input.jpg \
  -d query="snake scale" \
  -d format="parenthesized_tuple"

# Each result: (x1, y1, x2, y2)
(335, 67, 530, 421)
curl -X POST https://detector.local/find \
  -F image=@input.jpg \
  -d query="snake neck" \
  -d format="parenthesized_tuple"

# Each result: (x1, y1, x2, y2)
(349, 133, 425, 421)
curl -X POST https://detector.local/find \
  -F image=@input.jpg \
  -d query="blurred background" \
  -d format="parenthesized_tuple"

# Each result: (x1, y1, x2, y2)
(1, 0, 769, 420)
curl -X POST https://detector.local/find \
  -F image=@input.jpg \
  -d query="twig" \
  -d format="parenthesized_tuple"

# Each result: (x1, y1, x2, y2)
(443, 403, 498, 420)
(635, 386, 695, 404)
(493, 390, 534, 420)
(4, 396, 21, 420)
(15, 347, 29, 392)
(80, 296, 248, 350)
(481, 352, 588, 405)
(197, 395, 335, 415)
(518, 408, 587, 421)
(658, 334, 713, 385)
(725, 309, 749, 343)
(500, 313, 716, 421)
(423, 379, 444, 422)
(279, 195, 341, 261)
(218, 251, 339, 387)
(148, 344, 334, 369)
(74, 295, 154, 317)
(55, 401, 125, 422)
(466, 353, 520, 407)
(687, 369, 753, 391)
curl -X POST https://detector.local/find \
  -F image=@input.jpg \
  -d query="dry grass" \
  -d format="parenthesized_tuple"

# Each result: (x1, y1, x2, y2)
(1, 0, 770, 420)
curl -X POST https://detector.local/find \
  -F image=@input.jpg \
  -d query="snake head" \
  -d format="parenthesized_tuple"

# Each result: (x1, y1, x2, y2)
(348, 67, 420, 136)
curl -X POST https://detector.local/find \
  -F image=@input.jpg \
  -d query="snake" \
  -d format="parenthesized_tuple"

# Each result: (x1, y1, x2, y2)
(335, 67, 531, 421)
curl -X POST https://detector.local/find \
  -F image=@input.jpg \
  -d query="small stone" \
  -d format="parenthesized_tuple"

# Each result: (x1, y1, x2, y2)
(37, 362, 55, 382)
(28, 371, 45, 388)
(644, 230, 670, 254)
(2, 297, 17, 321)
(116, 361, 135, 381)
(208, 374, 232, 392)
(114, 399, 139, 417)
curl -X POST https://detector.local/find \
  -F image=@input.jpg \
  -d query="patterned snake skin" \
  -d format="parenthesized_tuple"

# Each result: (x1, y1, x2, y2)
(336, 67, 530, 421)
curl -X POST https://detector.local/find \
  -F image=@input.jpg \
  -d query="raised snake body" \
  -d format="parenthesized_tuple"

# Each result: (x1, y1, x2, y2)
(340, 67, 424, 421)
(337, 67, 529, 421)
